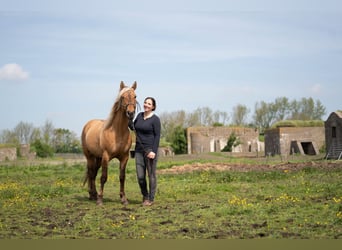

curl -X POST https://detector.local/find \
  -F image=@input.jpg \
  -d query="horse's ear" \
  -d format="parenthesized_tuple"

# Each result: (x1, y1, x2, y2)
(132, 81, 137, 90)
(120, 81, 125, 90)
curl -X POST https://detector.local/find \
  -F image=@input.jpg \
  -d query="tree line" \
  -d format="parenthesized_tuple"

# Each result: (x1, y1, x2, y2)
(161, 97, 326, 154)
(161, 96, 326, 139)
(0, 120, 81, 157)
(0, 96, 326, 157)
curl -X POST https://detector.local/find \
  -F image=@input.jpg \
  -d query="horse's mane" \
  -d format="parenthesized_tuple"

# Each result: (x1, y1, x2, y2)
(104, 87, 131, 129)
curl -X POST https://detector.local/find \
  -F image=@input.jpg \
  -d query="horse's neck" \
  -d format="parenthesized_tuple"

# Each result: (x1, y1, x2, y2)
(104, 110, 128, 132)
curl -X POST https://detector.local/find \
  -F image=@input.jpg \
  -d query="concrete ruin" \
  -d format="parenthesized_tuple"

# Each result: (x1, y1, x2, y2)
(0, 147, 17, 161)
(325, 111, 342, 160)
(187, 126, 264, 155)
(264, 126, 325, 157)
(0, 144, 36, 162)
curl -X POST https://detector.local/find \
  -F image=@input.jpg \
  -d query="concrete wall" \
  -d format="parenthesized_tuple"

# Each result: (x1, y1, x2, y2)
(187, 126, 263, 154)
(0, 147, 17, 161)
(0, 144, 36, 162)
(19, 144, 36, 159)
(264, 127, 325, 156)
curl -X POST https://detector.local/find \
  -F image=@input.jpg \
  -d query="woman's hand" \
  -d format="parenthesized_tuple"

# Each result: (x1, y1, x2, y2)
(147, 151, 156, 159)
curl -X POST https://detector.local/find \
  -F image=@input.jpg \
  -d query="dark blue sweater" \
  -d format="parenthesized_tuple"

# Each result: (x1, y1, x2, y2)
(133, 112, 161, 154)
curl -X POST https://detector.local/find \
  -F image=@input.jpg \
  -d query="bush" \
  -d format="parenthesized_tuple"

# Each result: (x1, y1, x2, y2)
(221, 132, 241, 152)
(31, 140, 54, 158)
(170, 126, 187, 154)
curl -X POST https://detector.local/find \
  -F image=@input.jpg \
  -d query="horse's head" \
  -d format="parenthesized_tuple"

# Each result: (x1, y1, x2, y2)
(119, 81, 137, 120)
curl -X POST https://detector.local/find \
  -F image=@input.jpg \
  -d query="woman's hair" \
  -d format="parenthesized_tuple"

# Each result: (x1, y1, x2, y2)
(145, 97, 156, 111)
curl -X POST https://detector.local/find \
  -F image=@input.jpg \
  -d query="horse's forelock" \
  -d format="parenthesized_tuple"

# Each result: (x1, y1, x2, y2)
(116, 87, 130, 101)
(116, 87, 131, 102)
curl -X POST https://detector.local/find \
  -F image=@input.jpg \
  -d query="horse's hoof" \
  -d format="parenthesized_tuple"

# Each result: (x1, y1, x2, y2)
(122, 199, 129, 206)
(96, 198, 104, 206)
(89, 192, 98, 201)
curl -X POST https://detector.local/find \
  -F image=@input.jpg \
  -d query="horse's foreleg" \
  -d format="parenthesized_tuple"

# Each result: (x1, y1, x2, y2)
(97, 153, 109, 206)
(119, 158, 129, 205)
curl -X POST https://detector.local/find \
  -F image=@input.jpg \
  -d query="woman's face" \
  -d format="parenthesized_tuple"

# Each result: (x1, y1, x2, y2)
(144, 98, 154, 112)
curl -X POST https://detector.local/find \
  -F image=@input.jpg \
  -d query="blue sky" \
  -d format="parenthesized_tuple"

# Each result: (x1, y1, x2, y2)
(1, 0, 342, 136)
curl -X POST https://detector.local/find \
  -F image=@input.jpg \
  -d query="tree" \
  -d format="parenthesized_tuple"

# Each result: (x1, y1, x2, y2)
(14, 121, 34, 144)
(170, 125, 187, 154)
(312, 99, 326, 120)
(221, 132, 241, 152)
(30, 128, 42, 142)
(159, 110, 187, 141)
(0, 129, 18, 144)
(273, 97, 290, 121)
(193, 107, 214, 126)
(52, 128, 82, 153)
(231, 104, 250, 126)
(213, 110, 230, 125)
(289, 97, 326, 120)
(253, 101, 276, 132)
(253, 97, 326, 133)
(41, 120, 54, 144)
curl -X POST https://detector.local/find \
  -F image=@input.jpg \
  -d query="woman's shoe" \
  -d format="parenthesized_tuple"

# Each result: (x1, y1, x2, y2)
(143, 200, 153, 206)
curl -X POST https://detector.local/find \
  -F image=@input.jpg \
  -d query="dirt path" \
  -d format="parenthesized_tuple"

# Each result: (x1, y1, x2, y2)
(158, 161, 342, 174)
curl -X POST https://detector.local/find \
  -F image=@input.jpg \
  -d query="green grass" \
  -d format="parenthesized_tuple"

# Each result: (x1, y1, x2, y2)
(0, 155, 341, 239)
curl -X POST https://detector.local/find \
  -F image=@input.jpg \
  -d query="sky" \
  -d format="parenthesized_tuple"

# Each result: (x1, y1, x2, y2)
(1, 0, 342, 136)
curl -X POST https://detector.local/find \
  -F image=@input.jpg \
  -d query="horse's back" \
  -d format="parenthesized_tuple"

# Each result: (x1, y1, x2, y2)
(82, 118, 132, 160)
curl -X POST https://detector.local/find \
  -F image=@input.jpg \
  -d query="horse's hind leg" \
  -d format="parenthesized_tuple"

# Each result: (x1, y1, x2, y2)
(97, 152, 109, 206)
(87, 157, 101, 201)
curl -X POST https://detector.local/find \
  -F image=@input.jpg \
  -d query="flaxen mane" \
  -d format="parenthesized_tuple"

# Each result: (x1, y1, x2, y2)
(104, 86, 132, 130)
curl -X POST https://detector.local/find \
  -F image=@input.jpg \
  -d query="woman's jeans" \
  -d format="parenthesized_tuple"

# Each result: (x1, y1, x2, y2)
(135, 152, 157, 202)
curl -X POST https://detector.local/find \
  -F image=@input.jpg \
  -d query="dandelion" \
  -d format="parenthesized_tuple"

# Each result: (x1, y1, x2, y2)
(333, 197, 341, 203)
(276, 193, 299, 203)
(228, 195, 254, 208)
(336, 212, 342, 219)
(0, 182, 20, 190)
(111, 220, 124, 228)
(129, 214, 136, 221)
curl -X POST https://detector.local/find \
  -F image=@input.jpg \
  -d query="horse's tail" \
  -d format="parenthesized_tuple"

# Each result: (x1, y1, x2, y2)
(83, 170, 88, 187)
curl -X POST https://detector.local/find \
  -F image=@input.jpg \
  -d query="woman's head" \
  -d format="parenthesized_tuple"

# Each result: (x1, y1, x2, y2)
(144, 97, 156, 111)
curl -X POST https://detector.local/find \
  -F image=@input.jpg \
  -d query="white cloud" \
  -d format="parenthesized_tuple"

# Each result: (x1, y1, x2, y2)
(0, 63, 29, 81)
(310, 83, 322, 94)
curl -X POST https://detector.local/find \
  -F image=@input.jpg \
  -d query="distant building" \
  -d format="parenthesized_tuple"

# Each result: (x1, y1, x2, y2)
(325, 111, 342, 160)
(264, 125, 325, 157)
(0, 147, 17, 161)
(0, 144, 36, 162)
(187, 126, 263, 154)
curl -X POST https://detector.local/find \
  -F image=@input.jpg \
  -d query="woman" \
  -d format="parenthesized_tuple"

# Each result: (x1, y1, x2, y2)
(132, 97, 161, 206)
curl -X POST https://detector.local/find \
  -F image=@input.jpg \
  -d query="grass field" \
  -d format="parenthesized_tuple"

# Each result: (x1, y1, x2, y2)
(0, 153, 341, 239)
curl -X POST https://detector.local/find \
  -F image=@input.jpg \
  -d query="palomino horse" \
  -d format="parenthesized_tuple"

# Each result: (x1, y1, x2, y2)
(81, 81, 137, 205)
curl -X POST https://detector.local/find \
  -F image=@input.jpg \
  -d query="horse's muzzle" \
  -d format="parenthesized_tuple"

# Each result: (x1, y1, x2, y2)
(126, 111, 135, 120)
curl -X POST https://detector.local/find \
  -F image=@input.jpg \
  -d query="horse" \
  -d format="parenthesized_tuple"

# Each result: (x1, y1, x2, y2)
(81, 81, 137, 205)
